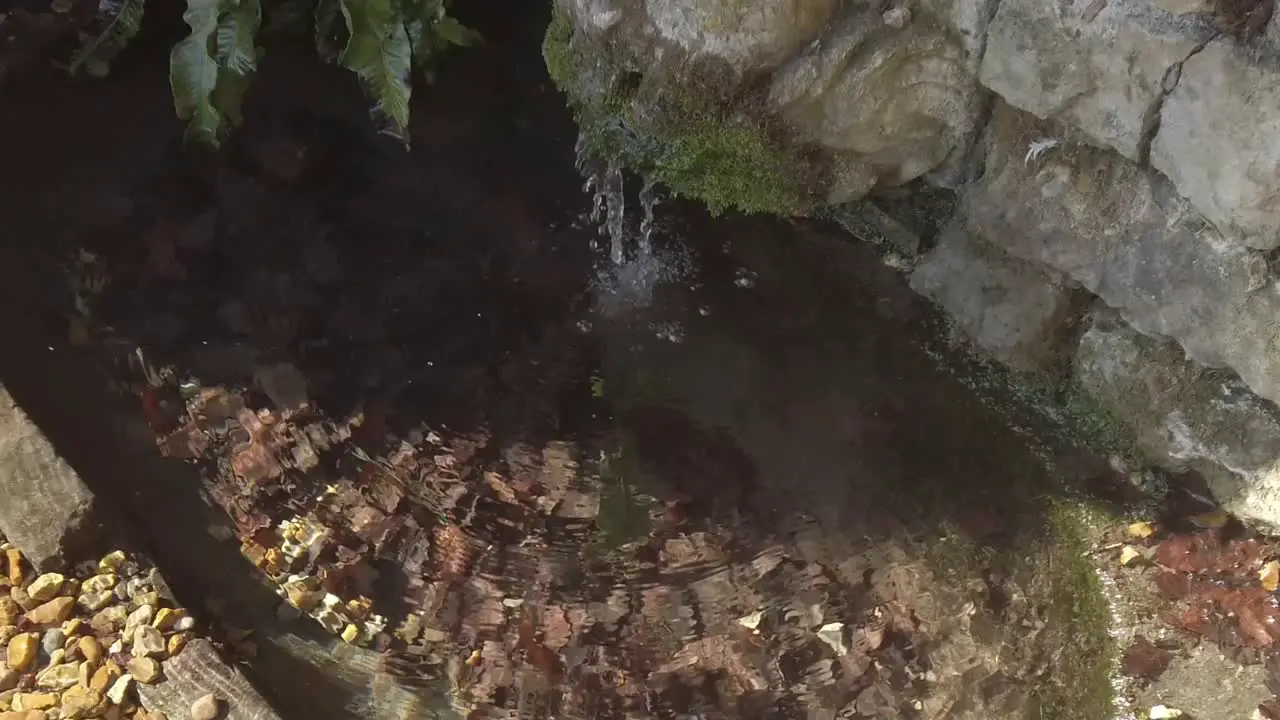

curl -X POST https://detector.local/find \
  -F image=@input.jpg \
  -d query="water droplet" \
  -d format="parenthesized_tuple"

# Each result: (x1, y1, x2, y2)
(733, 269, 758, 289)
(653, 322, 685, 343)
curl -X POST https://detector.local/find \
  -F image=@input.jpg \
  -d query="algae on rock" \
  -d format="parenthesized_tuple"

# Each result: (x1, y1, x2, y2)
(543, 6, 812, 216)
(542, 0, 989, 216)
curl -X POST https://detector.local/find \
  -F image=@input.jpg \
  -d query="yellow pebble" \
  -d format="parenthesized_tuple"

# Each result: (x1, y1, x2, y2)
(6, 632, 37, 671)
(340, 624, 360, 643)
(12, 690, 58, 710)
(98, 551, 127, 572)
(78, 636, 102, 667)
(4, 548, 24, 586)
(152, 608, 181, 632)
(166, 633, 188, 656)
(26, 574, 65, 603)
(89, 664, 118, 693)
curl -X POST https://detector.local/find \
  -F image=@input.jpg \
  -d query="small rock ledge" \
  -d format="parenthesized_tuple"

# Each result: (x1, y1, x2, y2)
(546, 0, 1280, 529)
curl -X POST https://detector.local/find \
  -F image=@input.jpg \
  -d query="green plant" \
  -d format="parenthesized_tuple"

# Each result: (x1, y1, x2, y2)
(70, 0, 479, 147)
(542, 10, 810, 217)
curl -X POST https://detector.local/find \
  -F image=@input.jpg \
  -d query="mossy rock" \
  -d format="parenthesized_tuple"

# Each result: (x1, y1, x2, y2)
(542, 6, 816, 217)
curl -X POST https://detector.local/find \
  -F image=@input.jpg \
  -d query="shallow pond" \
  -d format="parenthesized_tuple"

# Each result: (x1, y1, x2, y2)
(0, 3, 1125, 719)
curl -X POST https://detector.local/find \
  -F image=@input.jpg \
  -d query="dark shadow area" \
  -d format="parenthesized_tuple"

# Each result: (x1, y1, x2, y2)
(0, 1, 1124, 718)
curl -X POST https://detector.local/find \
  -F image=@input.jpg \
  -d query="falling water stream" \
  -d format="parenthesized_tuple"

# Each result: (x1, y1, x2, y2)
(578, 138, 694, 340)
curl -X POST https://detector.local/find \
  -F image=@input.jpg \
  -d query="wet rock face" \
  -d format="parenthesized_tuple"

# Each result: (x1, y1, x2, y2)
(639, 0, 843, 73)
(1074, 310, 1280, 528)
(908, 220, 1077, 373)
(766, 3, 987, 198)
(1151, 39, 1280, 250)
(0, 386, 100, 572)
(548, 0, 1280, 528)
(979, 0, 1214, 163)
(951, 98, 1280, 509)
(550, 0, 989, 208)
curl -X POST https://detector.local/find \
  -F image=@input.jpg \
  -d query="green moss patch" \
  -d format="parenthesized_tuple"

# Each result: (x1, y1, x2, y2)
(1013, 373, 1147, 469)
(1036, 500, 1117, 719)
(541, 7, 575, 92)
(541, 7, 811, 217)
(922, 500, 1117, 719)
(580, 113, 811, 217)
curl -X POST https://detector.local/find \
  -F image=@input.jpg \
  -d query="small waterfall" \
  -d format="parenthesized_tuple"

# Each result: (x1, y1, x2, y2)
(576, 135, 690, 335)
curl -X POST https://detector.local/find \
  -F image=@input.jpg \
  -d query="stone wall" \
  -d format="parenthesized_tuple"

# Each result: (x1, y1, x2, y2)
(547, 0, 1280, 526)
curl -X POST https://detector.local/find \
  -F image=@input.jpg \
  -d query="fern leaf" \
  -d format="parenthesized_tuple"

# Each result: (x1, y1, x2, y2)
(170, 0, 224, 145)
(400, 0, 477, 84)
(431, 16, 480, 48)
(170, 0, 262, 146)
(314, 0, 343, 62)
(337, 0, 413, 141)
(212, 65, 254, 128)
(215, 0, 262, 75)
(213, 0, 262, 127)
(69, 0, 146, 77)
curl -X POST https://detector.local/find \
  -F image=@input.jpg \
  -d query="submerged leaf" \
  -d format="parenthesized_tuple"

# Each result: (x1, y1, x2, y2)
(211, 63, 253, 128)
(70, 0, 147, 77)
(1119, 636, 1172, 681)
(1190, 508, 1229, 529)
(338, 0, 413, 141)
(213, 0, 262, 128)
(1118, 545, 1142, 566)
(1261, 559, 1280, 592)
(1125, 521, 1155, 539)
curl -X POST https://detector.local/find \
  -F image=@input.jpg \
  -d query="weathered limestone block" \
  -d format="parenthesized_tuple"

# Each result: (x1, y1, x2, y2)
(640, 0, 843, 73)
(0, 385, 100, 571)
(556, 0, 842, 96)
(965, 101, 1280, 410)
(1075, 310, 1280, 527)
(768, 5, 988, 201)
(1151, 39, 1280, 250)
(980, 0, 1212, 161)
(547, 0, 834, 215)
(137, 639, 283, 720)
(548, 0, 992, 212)
(909, 221, 1076, 372)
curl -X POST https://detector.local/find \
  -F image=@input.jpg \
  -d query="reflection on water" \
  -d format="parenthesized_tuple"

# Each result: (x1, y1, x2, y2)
(377, 154, 1107, 719)
(64, 92, 1114, 720)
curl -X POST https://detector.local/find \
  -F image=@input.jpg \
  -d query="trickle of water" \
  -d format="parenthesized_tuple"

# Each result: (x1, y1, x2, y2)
(638, 177, 659, 259)
(577, 141, 690, 321)
(584, 164, 627, 266)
